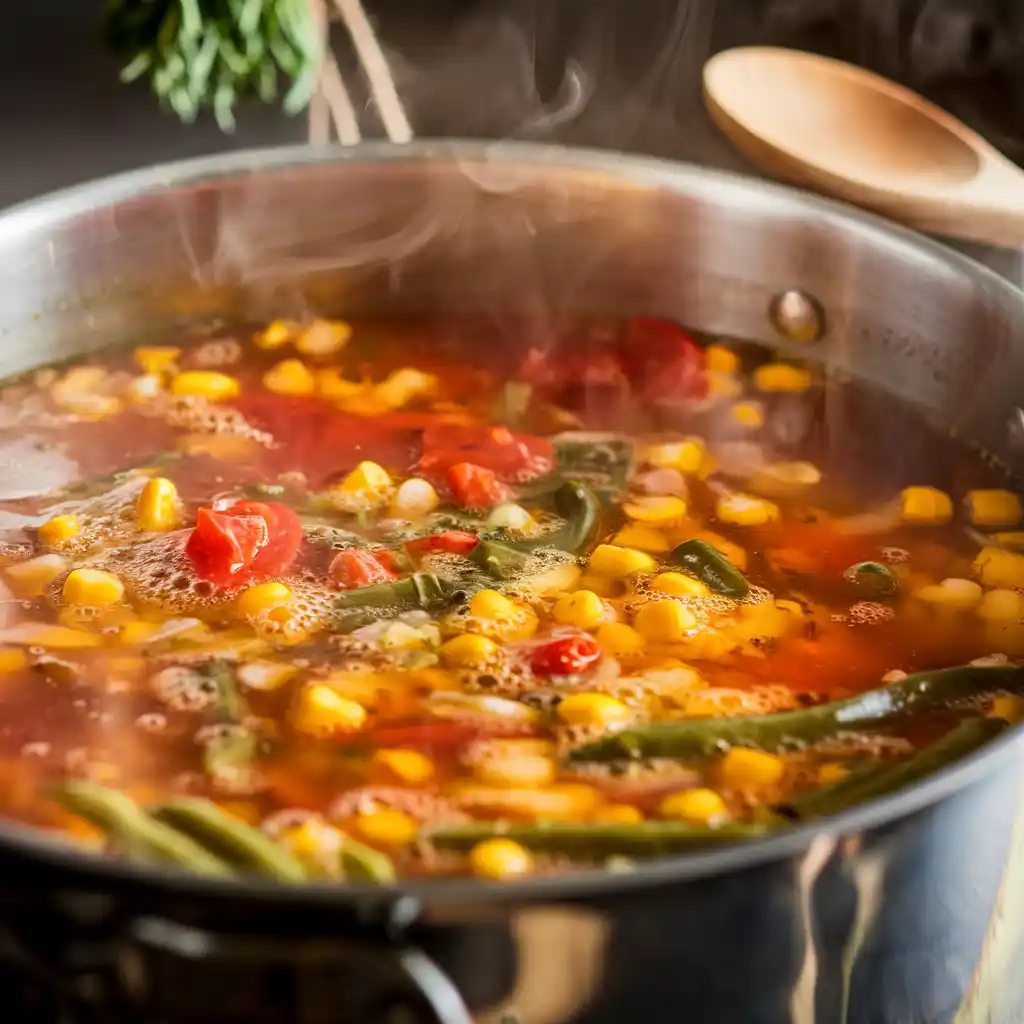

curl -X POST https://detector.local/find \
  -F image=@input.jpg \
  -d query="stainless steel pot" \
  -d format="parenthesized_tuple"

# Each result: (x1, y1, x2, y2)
(2, 141, 1024, 1024)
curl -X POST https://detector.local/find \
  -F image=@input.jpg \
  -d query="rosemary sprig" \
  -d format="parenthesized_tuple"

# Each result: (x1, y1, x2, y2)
(103, 0, 323, 131)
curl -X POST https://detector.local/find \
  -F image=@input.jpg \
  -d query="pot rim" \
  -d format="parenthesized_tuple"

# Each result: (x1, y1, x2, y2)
(3, 138, 1023, 907)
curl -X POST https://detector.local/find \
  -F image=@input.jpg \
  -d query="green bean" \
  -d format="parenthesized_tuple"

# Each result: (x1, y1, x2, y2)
(422, 820, 767, 859)
(333, 572, 455, 613)
(469, 539, 531, 580)
(671, 539, 750, 598)
(568, 664, 1024, 763)
(338, 834, 397, 883)
(781, 717, 1008, 819)
(552, 434, 634, 500)
(202, 658, 247, 723)
(203, 730, 258, 782)
(507, 481, 599, 556)
(52, 781, 233, 876)
(153, 799, 308, 882)
(843, 561, 899, 598)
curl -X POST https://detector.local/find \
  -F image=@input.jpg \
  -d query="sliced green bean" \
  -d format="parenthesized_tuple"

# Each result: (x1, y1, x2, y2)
(671, 538, 750, 598)
(568, 664, 1024, 763)
(552, 434, 634, 500)
(333, 572, 455, 613)
(843, 561, 899, 599)
(423, 820, 767, 859)
(469, 539, 530, 580)
(153, 799, 308, 882)
(53, 781, 233, 876)
(202, 658, 247, 723)
(338, 834, 397, 883)
(507, 481, 600, 556)
(203, 730, 258, 781)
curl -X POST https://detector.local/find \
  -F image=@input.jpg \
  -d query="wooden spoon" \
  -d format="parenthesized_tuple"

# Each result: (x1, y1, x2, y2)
(703, 46, 1024, 247)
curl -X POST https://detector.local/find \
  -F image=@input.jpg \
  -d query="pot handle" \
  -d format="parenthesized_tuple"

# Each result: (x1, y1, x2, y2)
(388, 947, 475, 1024)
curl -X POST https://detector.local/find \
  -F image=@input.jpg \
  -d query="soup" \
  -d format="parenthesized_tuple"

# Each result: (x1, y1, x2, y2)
(0, 314, 1020, 884)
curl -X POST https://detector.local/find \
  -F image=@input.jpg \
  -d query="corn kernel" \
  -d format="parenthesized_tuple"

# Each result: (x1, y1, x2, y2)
(588, 544, 657, 578)
(643, 439, 705, 475)
(716, 493, 780, 526)
(659, 788, 729, 825)
(720, 748, 785, 787)
(634, 599, 698, 643)
(375, 368, 438, 409)
(750, 462, 822, 495)
(133, 346, 180, 374)
(170, 371, 240, 401)
(280, 818, 341, 862)
(817, 763, 849, 785)
(0, 623, 104, 648)
(754, 363, 812, 392)
(391, 478, 439, 517)
(651, 572, 710, 598)
(262, 359, 316, 396)
(557, 692, 632, 728)
(965, 489, 1022, 529)
(991, 532, 1024, 551)
(62, 569, 124, 607)
(254, 320, 299, 350)
(372, 748, 436, 786)
(290, 685, 367, 737)
(978, 588, 1024, 622)
(621, 495, 687, 526)
(5, 554, 66, 596)
(553, 590, 607, 630)
(577, 574, 617, 598)
(315, 368, 365, 400)
(354, 808, 418, 846)
(900, 486, 953, 525)
(472, 753, 556, 788)
(975, 547, 1024, 589)
(236, 582, 292, 620)
(991, 695, 1024, 723)
(706, 344, 740, 374)
(468, 838, 533, 880)
(136, 477, 180, 532)
(469, 590, 519, 621)
(0, 649, 28, 674)
(593, 803, 643, 824)
(731, 401, 765, 428)
(913, 577, 983, 610)
(125, 374, 164, 403)
(338, 461, 393, 502)
(594, 622, 647, 657)
(612, 525, 670, 553)
(295, 318, 352, 355)
(440, 633, 500, 669)
(37, 515, 79, 548)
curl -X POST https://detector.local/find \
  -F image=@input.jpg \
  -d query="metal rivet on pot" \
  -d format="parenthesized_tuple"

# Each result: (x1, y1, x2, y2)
(1008, 408, 1024, 449)
(769, 289, 825, 343)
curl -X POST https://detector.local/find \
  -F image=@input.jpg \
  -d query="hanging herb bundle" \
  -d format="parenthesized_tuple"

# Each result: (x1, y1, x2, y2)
(103, 0, 324, 131)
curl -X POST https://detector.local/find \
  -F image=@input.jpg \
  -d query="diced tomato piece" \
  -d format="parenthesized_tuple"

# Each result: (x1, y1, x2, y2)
(620, 316, 707, 403)
(371, 548, 401, 574)
(447, 463, 510, 509)
(229, 501, 303, 576)
(405, 530, 480, 558)
(417, 423, 553, 482)
(530, 635, 603, 677)
(329, 549, 398, 590)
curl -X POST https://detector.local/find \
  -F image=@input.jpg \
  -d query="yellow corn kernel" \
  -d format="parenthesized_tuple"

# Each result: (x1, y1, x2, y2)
(338, 461, 393, 501)
(295, 318, 352, 356)
(5, 554, 66, 596)
(0, 624, 104, 649)
(315, 368, 365, 400)
(588, 544, 657, 578)
(136, 477, 180, 532)
(991, 695, 1024, 723)
(170, 371, 240, 401)
(688, 531, 748, 572)
(440, 633, 500, 669)
(754, 363, 812, 392)
(643, 438, 705, 475)
(133, 346, 181, 374)
(37, 515, 79, 548)
(290, 685, 367, 737)
(731, 401, 765, 428)
(750, 462, 822, 495)
(372, 748, 436, 786)
(651, 572, 710, 598)
(975, 547, 1024, 589)
(391, 478, 440, 518)
(612, 524, 670, 553)
(125, 373, 164, 403)
(991, 532, 1024, 551)
(720, 748, 785, 787)
(706, 344, 740, 374)
(817, 763, 849, 785)
(594, 622, 647, 658)
(622, 495, 688, 526)
(468, 838, 533, 880)
(235, 582, 292, 620)
(262, 358, 317, 396)
(557, 692, 632, 728)
(965, 489, 1022, 529)
(634, 599, 698, 643)
(900, 486, 953, 525)
(913, 577, 984, 610)
(469, 590, 519, 621)
(978, 588, 1024, 622)
(375, 368, 438, 409)
(577, 574, 617, 598)
(279, 817, 340, 863)
(473, 753, 556, 788)
(553, 590, 607, 630)
(0, 648, 28, 674)
(593, 803, 643, 824)
(659, 788, 729, 825)
(715, 493, 780, 527)
(62, 569, 124, 607)
(354, 808, 418, 846)
(254, 319, 299, 350)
